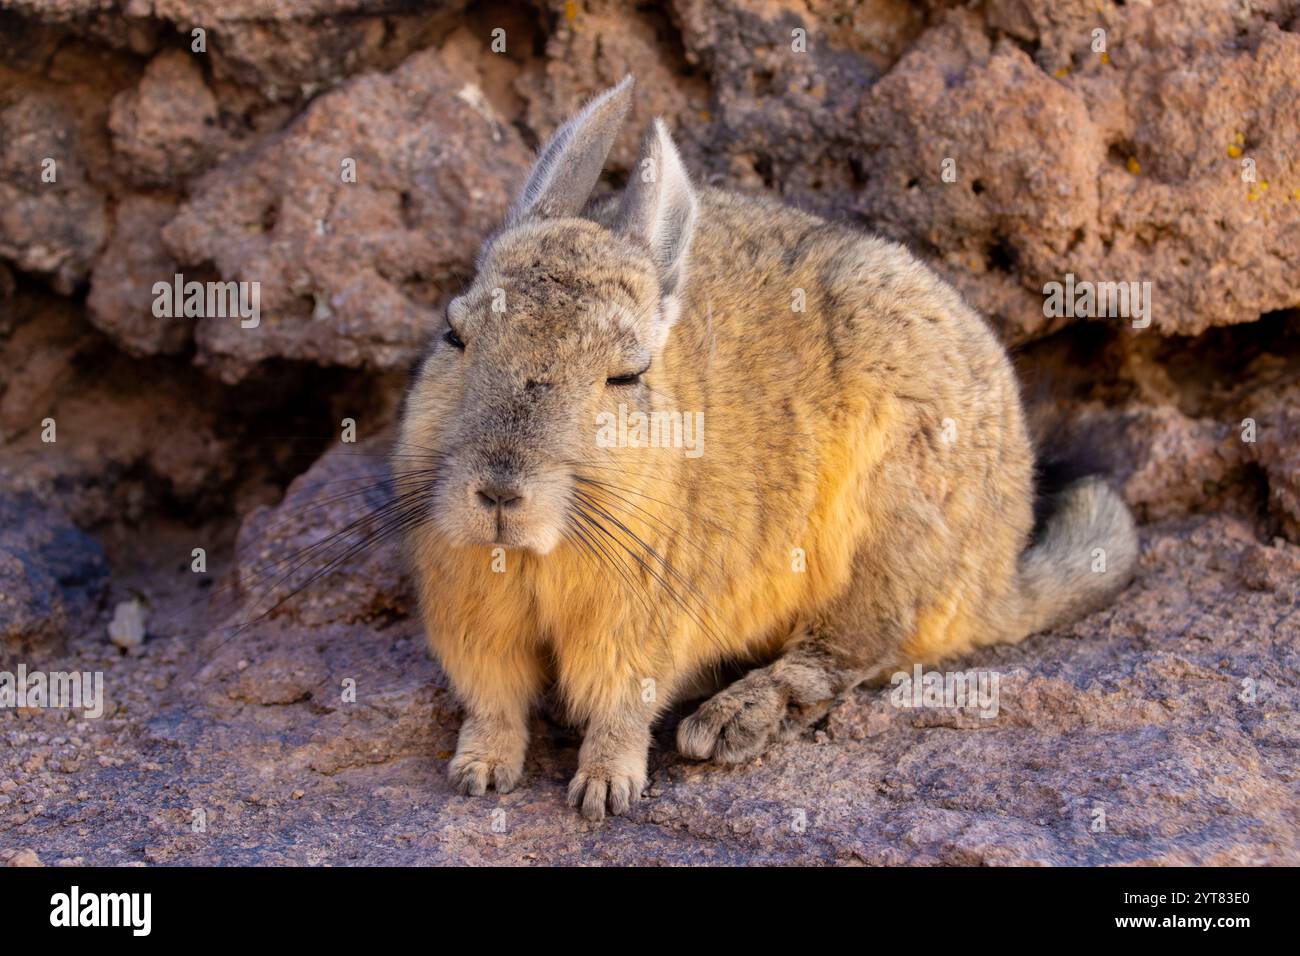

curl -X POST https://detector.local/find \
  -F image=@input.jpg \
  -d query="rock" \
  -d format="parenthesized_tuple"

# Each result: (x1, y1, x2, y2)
(0, 89, 108, 293)
(228, 435, 416, 630)
(517, 0, 711, 172)
(163, 48, 533, 382)
(1237, 538, 1300, 594)
(1237, 376, 1300, 541)
(3, 0, 467, 99)
(203, 7, 463, 102)
(107, 49, 227, 187)
(851, 14, 1099, 341)
(2, 0, 1299, 867)
(0, 848, 42, 867)
(0, 261, 15, 328)
(0, 294, 93, 445)
(672, 0, 918, 181)
(1103, 405, 1242, 524)
(107, 598, 146, 649)
(0, 293, 239, 527)
(669, 0, 1300, 343)
(3, 476, 1297, 863)
(0, 492, 108, 649)
(87, 195, 189, 356)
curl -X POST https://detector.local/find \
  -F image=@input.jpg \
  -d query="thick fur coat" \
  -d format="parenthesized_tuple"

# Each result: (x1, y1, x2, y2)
(396, 78, 1137, 820)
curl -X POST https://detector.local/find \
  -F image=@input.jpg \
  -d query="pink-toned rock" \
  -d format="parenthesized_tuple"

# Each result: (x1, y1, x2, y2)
(4, 449, 1297, 863)
(854, 16, 1100, 341)
(0, 848, 43, 867)
(1104, 404, 1242, 524)
(2, 0, 1299, 868)
(516, 0, 711, 171)
(1238, 375, 1300, 540)
(163, 48, 533, 382)
(0, 293, 236, 526)
(855, 5, 1299, 340)
(0, 90, 107, 293)
(87, 194, 189, 356)
(107, 49, 226, 186)
(668, 1, 1300, 342)
(0, 491, 108, 650)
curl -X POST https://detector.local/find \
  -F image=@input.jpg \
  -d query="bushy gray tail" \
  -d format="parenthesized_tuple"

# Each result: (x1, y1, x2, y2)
(1014, 477, 1138, 638)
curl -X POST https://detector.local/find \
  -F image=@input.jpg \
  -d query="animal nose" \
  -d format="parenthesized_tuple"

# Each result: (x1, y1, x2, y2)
(475, 482, 523, 510)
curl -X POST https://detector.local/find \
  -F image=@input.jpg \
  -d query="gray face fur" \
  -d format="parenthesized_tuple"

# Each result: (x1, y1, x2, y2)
(400, 77, 698, 554)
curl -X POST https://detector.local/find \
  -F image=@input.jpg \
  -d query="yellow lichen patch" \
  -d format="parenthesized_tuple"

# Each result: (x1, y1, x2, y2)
(563, 0, 578, 20)
(1234, 132, 1246, 144)
(1054, 65, 1071, 78)
(1245, 180, 1270, 202)
(1126, 156, 1141, 175)
(1227, 144, 1243, 158)
(1099, 52, 1111, 66)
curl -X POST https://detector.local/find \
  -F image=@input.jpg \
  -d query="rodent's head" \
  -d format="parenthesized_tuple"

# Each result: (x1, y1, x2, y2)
(399, 76, 698, 554)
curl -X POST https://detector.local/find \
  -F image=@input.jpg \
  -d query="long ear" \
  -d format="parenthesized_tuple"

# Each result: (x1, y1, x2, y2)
(615, 118, 698, 298)
(503, 76, 634, 228)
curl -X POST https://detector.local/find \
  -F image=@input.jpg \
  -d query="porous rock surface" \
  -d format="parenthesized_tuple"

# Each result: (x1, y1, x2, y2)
(162, 46, 533, 381)
(1, 0, 1297, 865)
(2, 444, 1296, 864)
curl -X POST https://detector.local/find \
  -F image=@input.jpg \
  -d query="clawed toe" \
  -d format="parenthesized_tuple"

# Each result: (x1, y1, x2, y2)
(567, 767, 644, 821)
(449, 756, 521, 796)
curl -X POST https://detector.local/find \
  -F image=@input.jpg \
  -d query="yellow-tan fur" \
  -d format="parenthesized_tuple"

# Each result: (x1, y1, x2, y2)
(396, 78, 1137, 819)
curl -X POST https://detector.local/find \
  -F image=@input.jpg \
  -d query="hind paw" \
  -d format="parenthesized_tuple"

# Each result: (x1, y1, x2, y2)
(677, 673, 791, 764)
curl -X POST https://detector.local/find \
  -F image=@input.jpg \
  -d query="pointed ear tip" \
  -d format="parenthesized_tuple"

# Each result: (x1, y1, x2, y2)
(590, 75, 634, 118)
(606, 75, 635, 103)
(650, 118, 687, 159)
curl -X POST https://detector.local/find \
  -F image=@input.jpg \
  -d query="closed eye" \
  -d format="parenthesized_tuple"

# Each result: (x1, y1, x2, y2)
(606, 366, 648, 387)
(443, 325, 465, 350)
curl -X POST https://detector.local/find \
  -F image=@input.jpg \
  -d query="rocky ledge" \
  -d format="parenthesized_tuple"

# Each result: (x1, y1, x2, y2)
(2, 0, 1298, 865)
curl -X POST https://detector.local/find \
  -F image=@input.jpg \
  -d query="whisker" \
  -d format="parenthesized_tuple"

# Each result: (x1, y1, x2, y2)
(569, 507, 659, 623)
(568, 506, 676, 665)
(573, 476, 755, 569)
(192, 488, 435, 672)
(571, 489, 730, 657)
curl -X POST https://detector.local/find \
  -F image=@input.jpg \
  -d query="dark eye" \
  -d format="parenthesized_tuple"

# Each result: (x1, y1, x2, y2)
(443, 326, 465, 350)
(606, 370, 644, 387)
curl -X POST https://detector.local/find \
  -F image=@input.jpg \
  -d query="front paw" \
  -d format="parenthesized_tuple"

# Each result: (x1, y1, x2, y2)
(448, 751, 522, 796)
(566, 764, 645, 822)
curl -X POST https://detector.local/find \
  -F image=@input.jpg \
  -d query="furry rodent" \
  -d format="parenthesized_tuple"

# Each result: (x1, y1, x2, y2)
(396, 77, 1137, 820)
